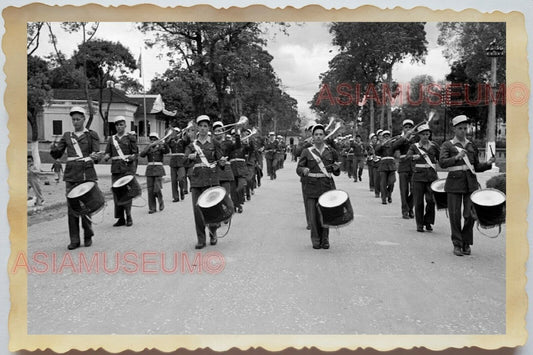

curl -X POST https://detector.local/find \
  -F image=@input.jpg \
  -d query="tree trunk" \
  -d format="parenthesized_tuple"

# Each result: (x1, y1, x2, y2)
(369, 99, 375, 133)
(28, 112, 41, 169)
(387, 66, 392, 132)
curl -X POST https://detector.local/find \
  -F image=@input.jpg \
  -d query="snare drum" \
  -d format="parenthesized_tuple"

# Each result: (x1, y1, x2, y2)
(470, 188, 506, 229)
(112, 175, 142, 206)
(430, 178, 448, 210)
(317, 190, 354, 228)
(197, 186, 233, 226)
(67, 181, 105, 216)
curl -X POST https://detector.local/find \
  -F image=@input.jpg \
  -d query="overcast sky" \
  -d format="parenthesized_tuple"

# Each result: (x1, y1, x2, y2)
(32, 22, 450, 121)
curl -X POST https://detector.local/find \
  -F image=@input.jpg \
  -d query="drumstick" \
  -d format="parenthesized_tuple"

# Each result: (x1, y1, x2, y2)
(489, 145, 495, 158)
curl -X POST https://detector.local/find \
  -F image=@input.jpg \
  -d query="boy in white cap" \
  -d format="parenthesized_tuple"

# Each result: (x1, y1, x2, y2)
(439, 115, 495, 256)
(140, 132, 169, 213)
(264, 132, 279, 179)
(392, 119, 416, 219)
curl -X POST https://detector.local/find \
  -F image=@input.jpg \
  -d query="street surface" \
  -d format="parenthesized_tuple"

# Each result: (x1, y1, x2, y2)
(24, 160, 505, 335)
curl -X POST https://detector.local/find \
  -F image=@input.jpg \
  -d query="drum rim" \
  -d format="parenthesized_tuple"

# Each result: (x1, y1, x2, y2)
(471, 188, 506, 206)
(430, 178, 446, 192)
(67, 181, 96, 198)
(112, 175, 134, 188)
(318, 189, 349, 207)
(197, 186, 226, 208)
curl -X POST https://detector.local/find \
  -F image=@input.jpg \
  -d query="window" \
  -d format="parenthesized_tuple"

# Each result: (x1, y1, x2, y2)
(52, 120, 62, 135)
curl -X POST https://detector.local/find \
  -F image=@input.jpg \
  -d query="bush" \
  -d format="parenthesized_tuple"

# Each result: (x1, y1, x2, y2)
(486, 173, 506, 194)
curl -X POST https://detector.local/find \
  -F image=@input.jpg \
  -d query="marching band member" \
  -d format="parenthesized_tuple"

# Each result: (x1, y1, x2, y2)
(104, 116, 138, 227)
(346, 136, 354, 179)
(392, 119, 416, 219)
(168, 127, 191, 202)
(439, 115, 495, 256)
(352, 134, 365, 182)
(366, 133, 377, 191)
(140, 132, 169, 214)
(230, 126, 250, 212)
(276, 135, 286, 170)
(372, 129, 383, 198)
(185, 115, 227, 249)
(50, 106, 101, 250)
(406, 124, 440, 232)
(296, 124, 341, 249)
(264, 132, 279, 180)
(212, 121, 236, 214)
(243, 129, 257, 201)
(253, 135, 264, 188)
(375, 130, 396, 205)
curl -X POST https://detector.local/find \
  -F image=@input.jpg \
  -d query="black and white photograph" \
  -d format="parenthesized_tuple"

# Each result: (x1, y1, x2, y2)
(5, 3, 528, 353)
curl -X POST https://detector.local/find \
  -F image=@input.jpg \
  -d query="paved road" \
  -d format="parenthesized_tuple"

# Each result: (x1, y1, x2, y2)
(25, 161, 505, 335)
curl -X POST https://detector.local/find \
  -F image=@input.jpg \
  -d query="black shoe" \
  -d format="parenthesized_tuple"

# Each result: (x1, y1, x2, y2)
(388, 197, 392, 203)
(246, 195, 251, 201)
(312, 245, 321, 249)
(382, 201, 387, 205)
(321, 241, 330, 249)
(84, 238, 92, 247)
(306, 225, 311, 230)
(148, 210, 156, 214)
(67, 243, 80, 250)
(353, 179, 357, 182)
(425, 224, 433, 231)
(236, 206, 243, 213)
(195, 243, 206, 249)
(359, 177, 362, 181)
(210, 237, 218, 245)
(462, 245, 471, 255)
(453, 246, 464, 256)
(126, 216, 133, 227)
(409, 211, 415, 218)
(416, 226, 425, 232)
(113, 218, 126, 227)
(402, 214, 410, 219)
(159, 200, 165, 211)
(173, 198, 180, 202)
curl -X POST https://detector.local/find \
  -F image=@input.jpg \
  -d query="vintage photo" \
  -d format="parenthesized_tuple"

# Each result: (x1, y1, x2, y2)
(6, 4, 527, 352)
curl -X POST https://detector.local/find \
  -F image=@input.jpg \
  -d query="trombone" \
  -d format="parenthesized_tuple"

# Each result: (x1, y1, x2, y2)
(219, 116, 249, 134)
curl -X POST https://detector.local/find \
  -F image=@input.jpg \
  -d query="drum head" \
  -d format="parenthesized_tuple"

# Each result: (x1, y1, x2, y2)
(113, 175, 134, 188)
(318, 190, 349, 208)
(67, 182, 95, 198)
(197, 187, 226, 208)
(430, 178, 446, 193)
(471, 189, 506, 207)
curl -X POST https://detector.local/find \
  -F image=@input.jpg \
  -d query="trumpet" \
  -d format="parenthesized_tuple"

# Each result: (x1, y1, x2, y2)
(241, 127, 258, 141)
(324, 117, 336, 132)
(220, 116, 249, 131)
(325, 121, 343, 140)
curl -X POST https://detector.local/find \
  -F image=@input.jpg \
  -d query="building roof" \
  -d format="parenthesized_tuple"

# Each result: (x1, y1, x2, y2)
(51, 88, 138, 106)
(127, 95, 158, 117)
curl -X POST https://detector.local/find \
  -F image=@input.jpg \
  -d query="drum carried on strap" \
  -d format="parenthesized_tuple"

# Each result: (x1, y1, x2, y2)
(112, 175, 142, 206)
(197, 186, 233, 226)
(430, 178, 448, 210)
(67, 181, 105, 216)
(317, 190, 354, 228)
(470, 188, 506, 237)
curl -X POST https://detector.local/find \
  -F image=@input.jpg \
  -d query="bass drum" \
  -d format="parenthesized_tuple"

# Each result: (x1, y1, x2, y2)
(470, 188, 506, 229)
(317, 189, 354, 228)
(197, 186, 233, 226)
(430, 178, 448, 210)
(112, 175, 142, 206)
(67, 181, 105, 216)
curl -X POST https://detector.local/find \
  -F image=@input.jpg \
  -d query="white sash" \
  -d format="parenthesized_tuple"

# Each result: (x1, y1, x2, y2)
(192, 140, 216, 168)
(307, 147, 332, 178)
(415, 143, 436, 171)
(452, 140, 475, 174)
(69, 132, 84, 158)
(112, 135, 127, 161)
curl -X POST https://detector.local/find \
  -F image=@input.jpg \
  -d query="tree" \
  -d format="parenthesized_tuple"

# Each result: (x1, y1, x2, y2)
(72, 39, 138, 137)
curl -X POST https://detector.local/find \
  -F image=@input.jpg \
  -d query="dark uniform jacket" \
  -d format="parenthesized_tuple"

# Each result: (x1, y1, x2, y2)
(185, 137, 224, 188)
(168, 135, 191, 168)
(140, 143, 169, 176)
(439, 138, 492, 194)
(351, 141, 366, 157)
(407, 141, 440, 182)
(375, 139, 396, 172)
(296, 145, 340, 198)
(392, 135, 417, 173)
(264, 139, 278, 159)
(229, 135, 250, 177)
(50, 129, 100, 183)
(217, 137, 239, 182)
(105, 133, 138, 176)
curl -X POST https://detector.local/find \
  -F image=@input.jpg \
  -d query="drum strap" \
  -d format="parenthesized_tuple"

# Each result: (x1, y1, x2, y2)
(308, 148, 332, 178)
(192, 141, 216, 168)
(452, 142, 475, 174)
(415, 143, 436, 171)
(112, 135, 127, 161)
(69, 132, 84, 158)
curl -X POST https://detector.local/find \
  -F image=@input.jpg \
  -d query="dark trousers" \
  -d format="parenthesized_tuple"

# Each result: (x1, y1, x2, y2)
(380, 170, 396, 202)
(301, 183, 310, 228)
(255, 166, 262, 187)
(368, 163, 374, 190)
(399, 171, 414, 215)
(346, 156, 353, 177)
(111, 175, 132, 220)
(373, 166, 381, 197)
(66, 181, 93, 245)
(412, 181, 435, 228)
(266, 157, 278, 178)
(447, 192, 474, 247)
(306, 197, 329, 247)
(191, 186, 219, 245)
(147, 176, 163, 212)
(230, 180, 239, 208)
(170, 166, 187, 200)
(235, 176, 247, 207)
(353, 157, 364, 180)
